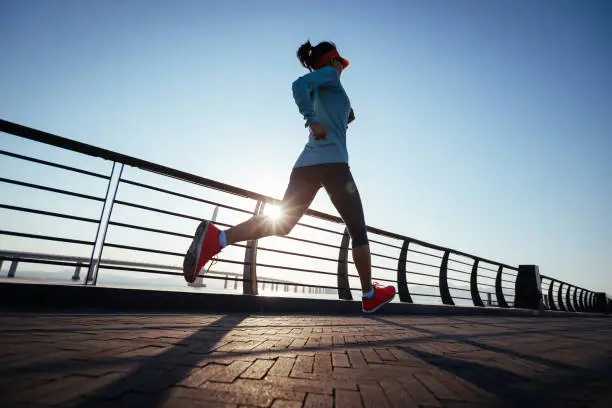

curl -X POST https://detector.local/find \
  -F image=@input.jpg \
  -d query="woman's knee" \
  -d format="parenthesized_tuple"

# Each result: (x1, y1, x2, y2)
(273, 217, 299, 236)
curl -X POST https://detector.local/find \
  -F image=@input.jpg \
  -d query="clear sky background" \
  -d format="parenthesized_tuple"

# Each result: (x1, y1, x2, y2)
(1, 0, 610, 295)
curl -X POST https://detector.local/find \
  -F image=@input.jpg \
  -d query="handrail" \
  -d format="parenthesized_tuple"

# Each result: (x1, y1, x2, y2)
(0, 118, 517, 270)
(1, 118, 606, 313)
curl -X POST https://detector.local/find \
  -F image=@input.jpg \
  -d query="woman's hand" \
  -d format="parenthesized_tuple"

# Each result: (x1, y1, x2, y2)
(348, 108, 355, 124)
(309, 121, 328, 140)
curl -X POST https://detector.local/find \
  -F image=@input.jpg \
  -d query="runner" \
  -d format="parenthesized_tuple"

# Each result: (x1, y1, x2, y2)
(183, 40, 396, 313)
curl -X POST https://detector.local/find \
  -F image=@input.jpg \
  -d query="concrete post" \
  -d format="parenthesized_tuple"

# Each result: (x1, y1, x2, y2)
(594, 293, 609, 314)
(514, 265, 543, 310)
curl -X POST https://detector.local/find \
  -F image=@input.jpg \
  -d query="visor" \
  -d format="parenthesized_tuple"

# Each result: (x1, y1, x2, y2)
(314, 49, 350, 69)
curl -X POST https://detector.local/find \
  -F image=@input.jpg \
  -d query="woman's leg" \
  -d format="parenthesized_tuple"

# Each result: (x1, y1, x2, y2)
(225, 167, 319, 246)
(321, 164, 373, 293)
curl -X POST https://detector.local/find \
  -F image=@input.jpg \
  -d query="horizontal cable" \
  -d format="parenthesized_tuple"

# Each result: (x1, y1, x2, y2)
(370, 252, 399, 262)
(257, 278, 338, 291)
(405, 270, 439, 279)
(280, 234, 342, 250)
(99, 265, 246, 283)
(103, 243, 184, 258)
(114, 200, 204, 221)
(256, 245, 337, 263)
(477, 274, 496, 281)
(406, 259, 440, 269)
(367, 238, 402, 250)
(294, 221, 344, 236)
(119, 178, 254, 216)
(453, 296, 474, 301)
(0, 149, 110, 179)
(407, 248, 443, 260)
(98, 259, 247, 276)
(0, 204, 100, 223)
(0, 257, 90, 268)
(478, 265, 499, 273)
(447, 276, 471, 285)
(448, 286, 470, 292)
(118, 200, 343, 239)
(0, 177, 105, 202)
(369, 277, 396, 284)
(407, 293, 442, 298)
(371, 264, 396, 273)
(446, 267, 471, 276)
(0, 230, 94, 246)
(476, 282, 496, 288)
(406, 281, 441, 289)
(256, 262, 337, 277)
(108, 222, 191, 238)
(447, 258, 474, 267)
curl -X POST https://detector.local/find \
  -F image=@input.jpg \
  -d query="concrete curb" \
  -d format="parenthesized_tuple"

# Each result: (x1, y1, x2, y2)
(0, 281, 608, 317)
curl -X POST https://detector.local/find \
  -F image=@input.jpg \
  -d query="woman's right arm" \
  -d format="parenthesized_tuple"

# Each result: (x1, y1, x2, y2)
(291, 67, 338, 128)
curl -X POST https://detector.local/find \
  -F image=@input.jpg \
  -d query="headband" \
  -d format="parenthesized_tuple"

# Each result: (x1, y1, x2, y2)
(313, 49, 350, 69)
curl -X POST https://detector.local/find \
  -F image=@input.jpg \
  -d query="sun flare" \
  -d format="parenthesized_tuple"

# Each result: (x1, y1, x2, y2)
(264, 204, 283, 221)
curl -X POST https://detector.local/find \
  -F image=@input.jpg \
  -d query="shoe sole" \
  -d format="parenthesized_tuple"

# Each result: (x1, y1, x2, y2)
(183, 220, 209, 283)
(362, 292, 396, 313)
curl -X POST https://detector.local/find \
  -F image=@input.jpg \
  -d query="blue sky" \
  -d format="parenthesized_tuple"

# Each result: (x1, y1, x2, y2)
(1, 0, 610, 296)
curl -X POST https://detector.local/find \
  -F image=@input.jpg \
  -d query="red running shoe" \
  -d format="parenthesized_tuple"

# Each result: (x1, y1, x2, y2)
(362, 283, 396, 313)
(183, 220, 221, 283)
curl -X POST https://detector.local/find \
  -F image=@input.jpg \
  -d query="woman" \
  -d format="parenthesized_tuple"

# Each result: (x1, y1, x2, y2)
(183, 40, 396, 313)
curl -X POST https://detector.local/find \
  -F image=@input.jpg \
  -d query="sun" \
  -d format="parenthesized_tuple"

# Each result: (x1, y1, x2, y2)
(264, 204, 283, 220)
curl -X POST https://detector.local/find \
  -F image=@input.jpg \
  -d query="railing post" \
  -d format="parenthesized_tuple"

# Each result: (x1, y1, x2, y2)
(397, 240, 413, 303)
(470, 258, 484, 307)
(515, 265, 543, 310)
(547, 279, 557, 310)
(88, 163, 124, 286)
(243, 200, 264, 295)
(557, 282, 566, 311)
(487, 292, 492, 306)
(337, 227, 352, 300)
(580, 290, 587, 312)
(566, 286, 575, 312)
(572, 287, 579, 312)
(439, 250, 454, 305)
(595, 292, 609, 314)
(495, 265, 509, 308)
(8, 260, 18, 278)
(71, 262, 82, 281)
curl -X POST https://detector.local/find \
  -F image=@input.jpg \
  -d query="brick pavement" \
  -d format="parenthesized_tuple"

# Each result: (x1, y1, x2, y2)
(0, 313, 611, 407)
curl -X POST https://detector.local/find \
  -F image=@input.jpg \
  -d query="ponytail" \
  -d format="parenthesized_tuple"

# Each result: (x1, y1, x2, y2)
(297, 40, 314, 71)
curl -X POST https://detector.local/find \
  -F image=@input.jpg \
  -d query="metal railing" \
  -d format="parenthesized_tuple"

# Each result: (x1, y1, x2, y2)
(0, 118, 605, 312)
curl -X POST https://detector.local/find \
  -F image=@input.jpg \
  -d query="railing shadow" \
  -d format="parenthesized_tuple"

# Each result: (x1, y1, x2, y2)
(63, 314, 248, 408)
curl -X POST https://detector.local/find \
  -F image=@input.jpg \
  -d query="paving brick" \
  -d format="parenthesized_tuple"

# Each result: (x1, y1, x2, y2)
(178, 364, 227, 387)
(268, 357, 295, 377)
(271, 400, 302, 408)
(241, 359, 274, 379)
(359, 382, 391, 408)
(347, 350, 367, 368)
(361, 349, 383, 364)
(400, 376, 442, 407)
(313, 353, 332, 374)
(332, 352, 351, 368)
(213, 361, 253, 383)
(380, 380, 418, 408)
(335, 389, 363, 408)
(304, 393, 333, 408)
(291, 355, 314, 375)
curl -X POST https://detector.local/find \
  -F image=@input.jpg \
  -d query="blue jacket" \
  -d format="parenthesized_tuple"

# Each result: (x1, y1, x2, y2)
(291, 66, 352, 167)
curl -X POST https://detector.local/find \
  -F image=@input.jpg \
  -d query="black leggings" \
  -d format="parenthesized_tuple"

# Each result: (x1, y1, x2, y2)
(278, 163, 369, 247)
